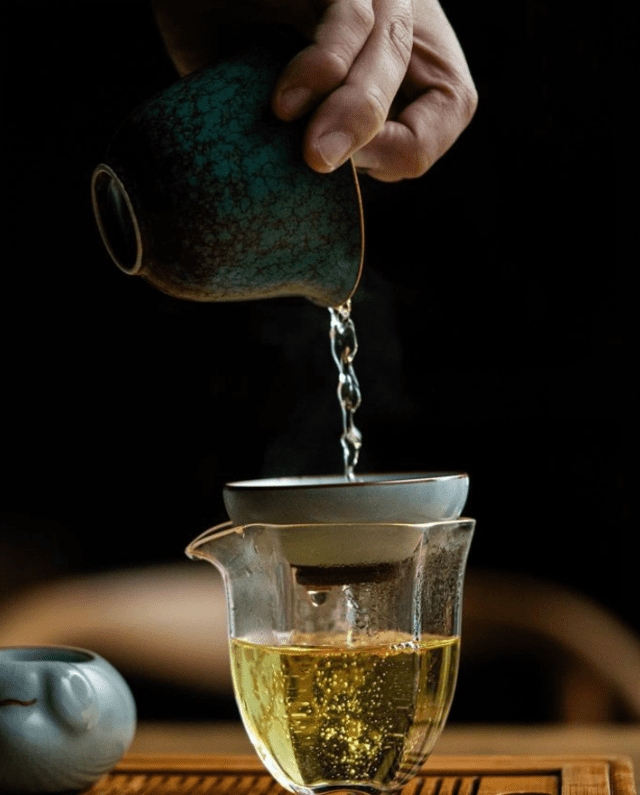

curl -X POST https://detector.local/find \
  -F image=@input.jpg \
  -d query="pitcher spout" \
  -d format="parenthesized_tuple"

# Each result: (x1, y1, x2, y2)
(185, 521, 243, 567)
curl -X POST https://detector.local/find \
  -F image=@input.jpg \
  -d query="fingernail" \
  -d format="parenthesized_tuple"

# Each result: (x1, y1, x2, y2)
(316, 131, 354, 170)
(279, 86, 312, 117)
(352, 149, 381, 171)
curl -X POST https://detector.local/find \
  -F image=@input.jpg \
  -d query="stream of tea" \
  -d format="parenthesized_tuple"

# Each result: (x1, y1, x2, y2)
(329, 300, 362, 480)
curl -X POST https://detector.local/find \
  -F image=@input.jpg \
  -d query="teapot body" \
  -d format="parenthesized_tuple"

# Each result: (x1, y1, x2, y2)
(91, 31, 363, 307)
(0, 646, 136, 794)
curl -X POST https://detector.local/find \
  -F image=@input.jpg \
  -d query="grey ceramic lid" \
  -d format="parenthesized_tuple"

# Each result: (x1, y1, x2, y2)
(223, 472, 469, 525)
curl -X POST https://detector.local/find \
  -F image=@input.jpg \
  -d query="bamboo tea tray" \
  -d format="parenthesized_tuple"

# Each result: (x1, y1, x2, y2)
(84, 754, 636, 795)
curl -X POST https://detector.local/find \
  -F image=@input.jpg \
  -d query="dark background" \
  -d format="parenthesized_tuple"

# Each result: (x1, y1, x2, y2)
(2, 2, 633, 721)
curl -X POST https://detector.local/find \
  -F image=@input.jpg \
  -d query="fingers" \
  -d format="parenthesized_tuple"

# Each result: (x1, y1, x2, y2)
(156, 0, 478, 182)
(360, 20, 477, 180)
(273, 0, 376, 120)
(352, 77, 478, 182)
(273, 0, 414, 172)
(355, 0, 477, 181)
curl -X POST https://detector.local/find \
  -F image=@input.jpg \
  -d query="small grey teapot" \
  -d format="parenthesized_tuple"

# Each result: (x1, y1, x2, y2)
(0, 646, 136, 793)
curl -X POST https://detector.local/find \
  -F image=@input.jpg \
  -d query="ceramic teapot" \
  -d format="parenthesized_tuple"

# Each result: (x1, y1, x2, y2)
(0, 646, 136, 793)
(91, 27, 364, 307)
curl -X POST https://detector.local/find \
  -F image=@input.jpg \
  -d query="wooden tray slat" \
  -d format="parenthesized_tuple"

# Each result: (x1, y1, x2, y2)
(478, 776, 559, 795)
(82, 754, 634, 795)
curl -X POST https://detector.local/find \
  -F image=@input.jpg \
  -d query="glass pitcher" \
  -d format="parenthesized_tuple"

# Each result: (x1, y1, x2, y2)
(186, 512, 474, 795)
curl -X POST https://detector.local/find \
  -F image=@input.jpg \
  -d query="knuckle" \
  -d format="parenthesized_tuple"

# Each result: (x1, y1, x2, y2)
(401, 133, 435, 179)
(462, 82, 479, 121)
(407, 81, 479, 178)
(386, 15, 413, 63)
(450, 76, 479, 124)
(320, 48, 352, 84)
(404, 146, 432, 179)
(350, 0, 376, 35)
(361, 87, 389, 129)
(412, 148, 434, 178)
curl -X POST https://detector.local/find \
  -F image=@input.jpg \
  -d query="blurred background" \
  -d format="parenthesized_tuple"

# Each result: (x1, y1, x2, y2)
(2, 0, 636, 737)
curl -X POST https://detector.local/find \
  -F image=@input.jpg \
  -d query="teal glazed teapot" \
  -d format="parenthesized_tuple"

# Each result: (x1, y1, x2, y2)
(91, 28, 364, 307)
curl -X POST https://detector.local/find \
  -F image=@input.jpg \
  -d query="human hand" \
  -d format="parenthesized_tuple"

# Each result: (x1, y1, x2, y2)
(153, 0, 477, 182)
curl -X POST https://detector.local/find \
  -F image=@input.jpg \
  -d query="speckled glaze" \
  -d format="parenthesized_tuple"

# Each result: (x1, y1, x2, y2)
(91, 29, 364, 307)
(0, 646, 136, 794)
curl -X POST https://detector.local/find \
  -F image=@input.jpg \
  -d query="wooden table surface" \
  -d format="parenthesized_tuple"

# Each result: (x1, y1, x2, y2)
(85, 752, 637, 795)
(131, 722, 640, 778)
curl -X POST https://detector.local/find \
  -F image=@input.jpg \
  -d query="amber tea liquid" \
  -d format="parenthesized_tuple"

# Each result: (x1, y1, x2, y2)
(230, 633, 459, 793)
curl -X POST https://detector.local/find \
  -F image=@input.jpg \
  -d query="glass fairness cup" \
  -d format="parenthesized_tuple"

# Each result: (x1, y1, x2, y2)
(186, 474, 475, 795)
